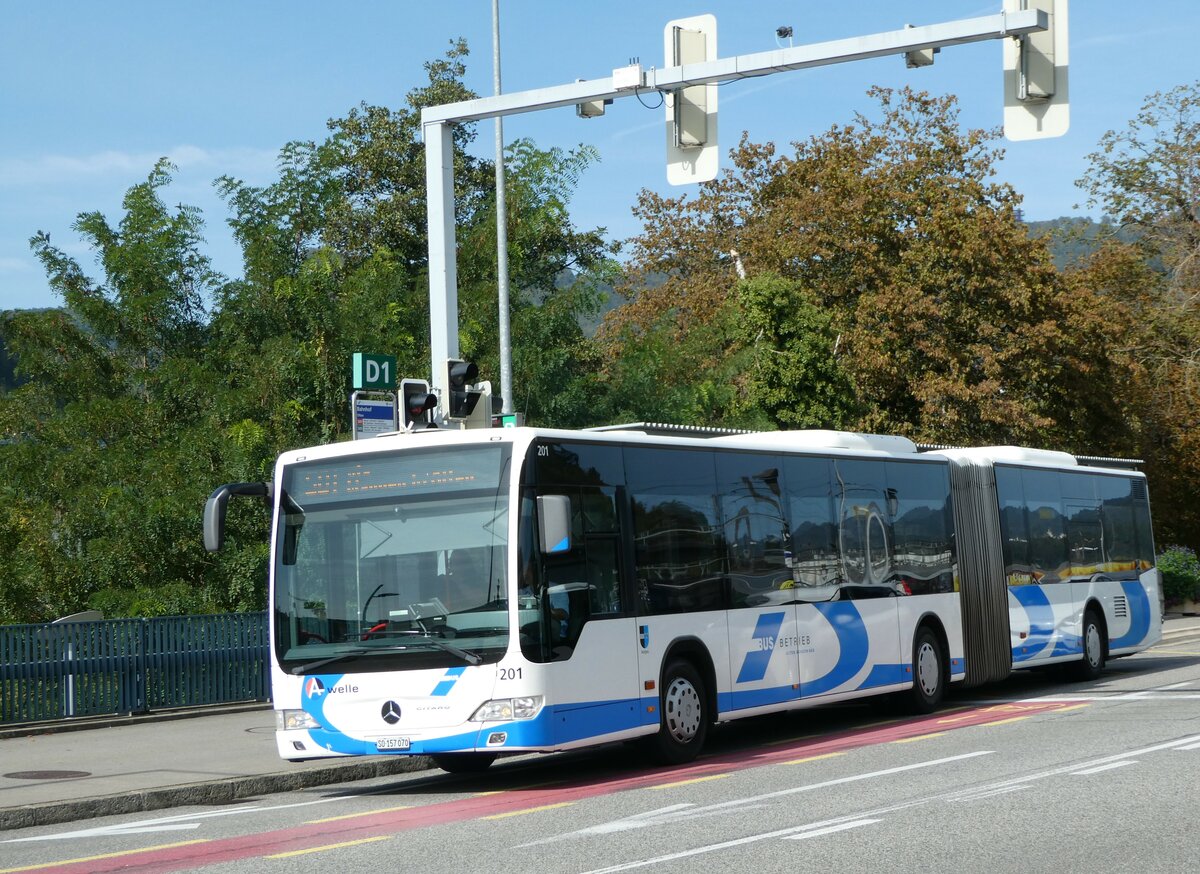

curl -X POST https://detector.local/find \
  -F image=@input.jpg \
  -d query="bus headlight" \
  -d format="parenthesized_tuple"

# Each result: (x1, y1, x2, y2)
(470, 696, 543, 721)
(276, 709, 322, 731)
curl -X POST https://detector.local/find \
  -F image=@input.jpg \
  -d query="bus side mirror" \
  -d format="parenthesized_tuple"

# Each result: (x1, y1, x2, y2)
(204, 481, 272, 552)
(537, 495, 572, 555)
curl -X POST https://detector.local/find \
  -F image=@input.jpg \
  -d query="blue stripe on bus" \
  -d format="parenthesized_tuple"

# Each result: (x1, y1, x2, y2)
(803, 602, 869, 696)
(735, 612, 787, 683)
(1110, 580, 1152, 648)
(728, 684, 799, 711)
(1051, 635, 1083, 657)
(1010, 586, 1055, 662)
(858, 663, 906, 689)
(431, 666, 467, 696)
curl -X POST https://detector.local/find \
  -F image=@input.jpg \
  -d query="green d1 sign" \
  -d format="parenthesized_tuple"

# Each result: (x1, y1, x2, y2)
(352, 353, 397, 390)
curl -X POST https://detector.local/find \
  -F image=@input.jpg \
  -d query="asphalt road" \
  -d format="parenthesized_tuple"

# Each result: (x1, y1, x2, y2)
(4, 637, 1200, 874)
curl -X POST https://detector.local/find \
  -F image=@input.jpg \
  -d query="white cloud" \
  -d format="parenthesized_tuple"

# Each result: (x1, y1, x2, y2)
(0, 146, 278, 187)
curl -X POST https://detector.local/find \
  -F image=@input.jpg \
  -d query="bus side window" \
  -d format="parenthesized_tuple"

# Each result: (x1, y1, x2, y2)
(835, 459, 893, 598)
(783, 456, 839, 600)
(1023, 468, 1068, 584)
(1096, 475, 1138, 580)
(626, 446, 725, 615)
(995, 466, 1032, 586)
(717, 454, 791, 607)
(885, 461, 955, 595)
(540, 487, 623, 652)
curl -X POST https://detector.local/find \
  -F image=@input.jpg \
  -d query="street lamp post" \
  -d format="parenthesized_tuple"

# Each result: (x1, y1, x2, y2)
(492, 0, 514, 415)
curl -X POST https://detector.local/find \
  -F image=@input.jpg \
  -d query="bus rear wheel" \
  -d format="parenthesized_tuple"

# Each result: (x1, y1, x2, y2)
(1068, 608, 1106, 681)
(906, 627, 945, 714)
(650, 660, 708, 765)
(432, 752, 497, 774)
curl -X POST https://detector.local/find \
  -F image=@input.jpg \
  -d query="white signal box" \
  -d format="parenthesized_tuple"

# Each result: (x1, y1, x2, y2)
(1003, 0, 1069, 141)
(664, 14, 718, 185)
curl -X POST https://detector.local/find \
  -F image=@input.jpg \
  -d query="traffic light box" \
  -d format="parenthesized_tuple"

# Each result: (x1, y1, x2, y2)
(400, 379, 437, 430)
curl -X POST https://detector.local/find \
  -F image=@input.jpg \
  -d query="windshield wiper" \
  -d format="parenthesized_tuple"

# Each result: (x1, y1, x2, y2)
(290, 635, 481, 675)
(291, 649, 372, 675)
(397, 634, 483, 666)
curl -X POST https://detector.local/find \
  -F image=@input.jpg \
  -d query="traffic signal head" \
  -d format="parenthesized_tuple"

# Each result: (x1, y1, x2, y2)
(1003, 0, 1070, 141)
(400, 378, 437, 429)
(446, 359, 482, 418)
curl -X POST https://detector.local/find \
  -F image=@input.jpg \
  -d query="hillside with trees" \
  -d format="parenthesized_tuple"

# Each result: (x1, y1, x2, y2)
(1025, 217, 1139, 270)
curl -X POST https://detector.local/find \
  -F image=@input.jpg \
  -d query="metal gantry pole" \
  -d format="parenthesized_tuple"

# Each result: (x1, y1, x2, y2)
(493, 0, 514, 415)
(425, 119, 458, 408)
(421, 10, 1049, 418)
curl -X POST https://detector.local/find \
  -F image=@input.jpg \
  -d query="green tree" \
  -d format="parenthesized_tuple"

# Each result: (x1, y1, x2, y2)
(215, 44, 615, 436)
(736, 273, 860, 429)
(0, 161, 253, 622)
(604, 87, 1137, 452)
(1075, 81, 1200, 549)
(0, 41, 623, 622)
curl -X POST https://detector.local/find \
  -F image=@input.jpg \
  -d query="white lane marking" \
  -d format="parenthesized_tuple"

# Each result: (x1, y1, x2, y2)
(581, 821, 849, 872)
(534, 751, 993, 850)
(1072, 760, 1138, 776)
(578, 734, 1200, 871)
(943, 733, 1200, 802)
(1178, 742, 1200, 751)
(950, 784, 1030, 803)
(783, 819, 880, 841)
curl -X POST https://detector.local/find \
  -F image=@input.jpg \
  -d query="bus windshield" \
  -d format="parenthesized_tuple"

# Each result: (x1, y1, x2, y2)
(272, 443, 512, 671)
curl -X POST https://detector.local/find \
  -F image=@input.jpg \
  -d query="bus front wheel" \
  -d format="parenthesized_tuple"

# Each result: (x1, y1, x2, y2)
(907, 627, 945, 714)
(651, 660, 708, 765)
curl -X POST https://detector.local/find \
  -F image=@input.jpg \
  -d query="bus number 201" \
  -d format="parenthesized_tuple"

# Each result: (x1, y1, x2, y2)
(498, 667, 523, 681)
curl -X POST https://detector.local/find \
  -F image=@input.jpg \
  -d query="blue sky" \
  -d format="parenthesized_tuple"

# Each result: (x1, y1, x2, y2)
(1, 1, 1195, 311)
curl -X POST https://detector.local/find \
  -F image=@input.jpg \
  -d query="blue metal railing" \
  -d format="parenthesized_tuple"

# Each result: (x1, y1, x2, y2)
(0, 613, 269, 725)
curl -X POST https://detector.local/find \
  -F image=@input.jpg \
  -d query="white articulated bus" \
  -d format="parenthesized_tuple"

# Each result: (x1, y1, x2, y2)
(204, 424, 1161, 772)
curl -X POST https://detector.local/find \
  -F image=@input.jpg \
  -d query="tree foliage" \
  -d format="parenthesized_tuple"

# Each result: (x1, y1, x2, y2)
(1075, 80, 1200, 548)
(4, 66, 1198, 622)
(1, 162, 237, 621)
(603, 87, 1137, 452)
(736, 273, 860, 429)
(0, 42, 613, 623)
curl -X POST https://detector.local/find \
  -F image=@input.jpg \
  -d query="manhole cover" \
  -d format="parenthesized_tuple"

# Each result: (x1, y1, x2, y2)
(4, 770, 91, 780)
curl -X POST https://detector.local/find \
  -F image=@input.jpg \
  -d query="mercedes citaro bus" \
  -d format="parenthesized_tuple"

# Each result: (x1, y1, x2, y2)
(204, 424, 1160, 773)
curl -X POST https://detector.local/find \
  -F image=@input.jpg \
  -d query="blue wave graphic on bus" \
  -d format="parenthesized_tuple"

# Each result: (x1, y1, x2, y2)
(297, 671, 486, 756)
(1110, 580, 1152, 648)
(1010, 586, 1055, 662)
(431, 666, 467, 696)
(803, 602, 869, 696)
(299, 672, 357, 753)
(736, 612, 786, 683)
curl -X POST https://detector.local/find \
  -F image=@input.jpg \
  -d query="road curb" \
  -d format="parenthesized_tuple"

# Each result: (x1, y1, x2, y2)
(1160, 622, 1200, 643)
(0, 756, 434, 831)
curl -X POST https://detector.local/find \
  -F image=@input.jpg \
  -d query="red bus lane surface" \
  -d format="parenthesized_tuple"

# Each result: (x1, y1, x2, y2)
(4, 700, 1084, 874)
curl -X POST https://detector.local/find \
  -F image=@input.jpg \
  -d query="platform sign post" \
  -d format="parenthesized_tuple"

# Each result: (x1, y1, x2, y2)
(352, 353, 397, 391)
(351, 391, 398, 440)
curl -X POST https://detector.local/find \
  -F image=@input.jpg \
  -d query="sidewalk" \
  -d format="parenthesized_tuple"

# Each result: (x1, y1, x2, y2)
(0, 705, 431, 830)
(3, 615, 1200, 832)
